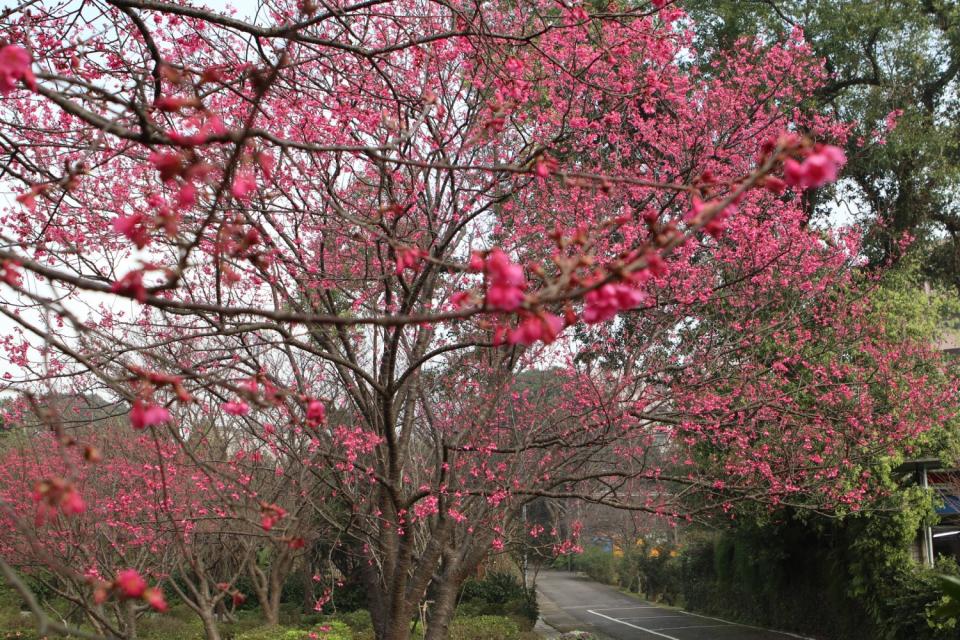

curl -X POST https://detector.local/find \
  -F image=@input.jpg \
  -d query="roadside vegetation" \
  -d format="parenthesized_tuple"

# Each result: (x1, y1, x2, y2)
(0, 572, 536, 640)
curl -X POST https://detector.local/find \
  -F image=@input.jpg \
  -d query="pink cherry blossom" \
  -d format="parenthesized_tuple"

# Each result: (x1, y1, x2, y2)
(115, 569, 147, 598)
(112, 214, 151, 249)
(583, 283, 646, 324)
(231, 170, 257, 201)
(110, 271, 148, 302)
(144, 587, 168, 612)
(60, 487, 85, 515)
(784, 144, 846, 189)
(484, 249, 527, 311)
(148, 151, 185, 182)
(395, 246, 426, 274)
(129, 400, 171, 430)
(508, 313, 564, 345)
(223, 401, 251, 416)
(306, 399, 326, 426)
(0, 45, 36, 94)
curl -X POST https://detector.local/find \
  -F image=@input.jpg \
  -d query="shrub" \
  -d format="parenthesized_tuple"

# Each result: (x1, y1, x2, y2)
(460, 572, 526, 605)
(332, 609, 373, 632)
(458, 572, 537, 626)
(569, 546, 615, 585)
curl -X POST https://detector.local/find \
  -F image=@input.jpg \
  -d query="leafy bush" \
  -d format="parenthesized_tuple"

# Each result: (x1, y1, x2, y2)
(569, 546, 616, 585)
(324, 581, 369, 613)
(332, 609, 373, 632)
(615, 542, 682, 604)
(460, 572, 526, 605)
(458, 572, 537, 627)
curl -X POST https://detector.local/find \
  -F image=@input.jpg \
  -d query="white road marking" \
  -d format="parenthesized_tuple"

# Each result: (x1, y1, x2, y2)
(679, 609, 815, 639)
(653, 624, 731, 631)
(566, 604, 656, 610)
(587, 609, 680, 640)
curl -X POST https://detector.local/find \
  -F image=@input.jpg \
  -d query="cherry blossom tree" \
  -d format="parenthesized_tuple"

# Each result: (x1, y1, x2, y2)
(0, 0, 952, 639)
(0, 419, 178, 638)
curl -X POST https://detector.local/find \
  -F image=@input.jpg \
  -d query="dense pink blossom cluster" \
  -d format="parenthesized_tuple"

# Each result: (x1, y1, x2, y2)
(0, 45, 35, 94)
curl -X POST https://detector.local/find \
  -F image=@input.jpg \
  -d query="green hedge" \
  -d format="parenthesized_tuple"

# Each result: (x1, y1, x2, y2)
(678, 518, 960, 640)
(569, 546, 616, 585)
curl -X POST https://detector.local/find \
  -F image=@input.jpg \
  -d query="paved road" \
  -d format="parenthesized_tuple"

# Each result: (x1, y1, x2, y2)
(536, 570, 811, 640)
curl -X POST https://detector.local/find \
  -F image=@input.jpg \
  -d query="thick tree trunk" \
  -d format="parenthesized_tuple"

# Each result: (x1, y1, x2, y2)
(364, 575, 415, 640)
(423, 580, 458, 640)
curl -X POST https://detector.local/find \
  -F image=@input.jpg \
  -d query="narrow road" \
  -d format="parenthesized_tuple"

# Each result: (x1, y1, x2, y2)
(536, 570, 811, 640)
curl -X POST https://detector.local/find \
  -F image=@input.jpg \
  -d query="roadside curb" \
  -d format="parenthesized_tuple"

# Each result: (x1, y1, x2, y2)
(533, 617, 561, 639)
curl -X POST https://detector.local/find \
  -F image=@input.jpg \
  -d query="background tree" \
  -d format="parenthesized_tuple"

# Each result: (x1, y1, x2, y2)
(685, 0, 960, 289)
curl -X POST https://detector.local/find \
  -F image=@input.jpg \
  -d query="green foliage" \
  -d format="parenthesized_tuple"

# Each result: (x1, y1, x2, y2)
(134, 608, 206, 640)
(0, 585, 39, 640)
(935, 573, 960, 620)
(552, 474, 957, 639)
(331, 609, 373, 632)
(317, 611, 521, 640)
(317, 581, 368, 614)
(234, 621, 352, 640)
(685, 0, 960, 289)
(569, 546, 616, 585)
(448, 615, 520, 640)
(0, 591, 524, 640)
(609, 542, 683, 605)
(460, 572, 525, 604)
(568, 543, 684, 605)
(458, 571, 538, 627)
(678, 504, 960, 640)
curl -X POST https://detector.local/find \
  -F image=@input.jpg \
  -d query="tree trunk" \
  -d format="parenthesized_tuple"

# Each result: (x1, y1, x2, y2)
(423, 580, 458, 640)
(121, 599, 138, 640)
(200, 609, 222, 640)
(249, 564, 280, 626)
(365, 580, 415, 640)
(385, 607, 415, 640)
(302, 566, 315, 614)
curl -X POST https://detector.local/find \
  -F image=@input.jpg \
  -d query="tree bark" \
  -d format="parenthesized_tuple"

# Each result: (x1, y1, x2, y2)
(121, 599, 138, 640)
(423, 580, 458, 640)
(199, 609, 221, 640)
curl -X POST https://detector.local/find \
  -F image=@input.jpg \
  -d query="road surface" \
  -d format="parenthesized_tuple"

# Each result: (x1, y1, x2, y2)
(536, 570, 811, 640)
